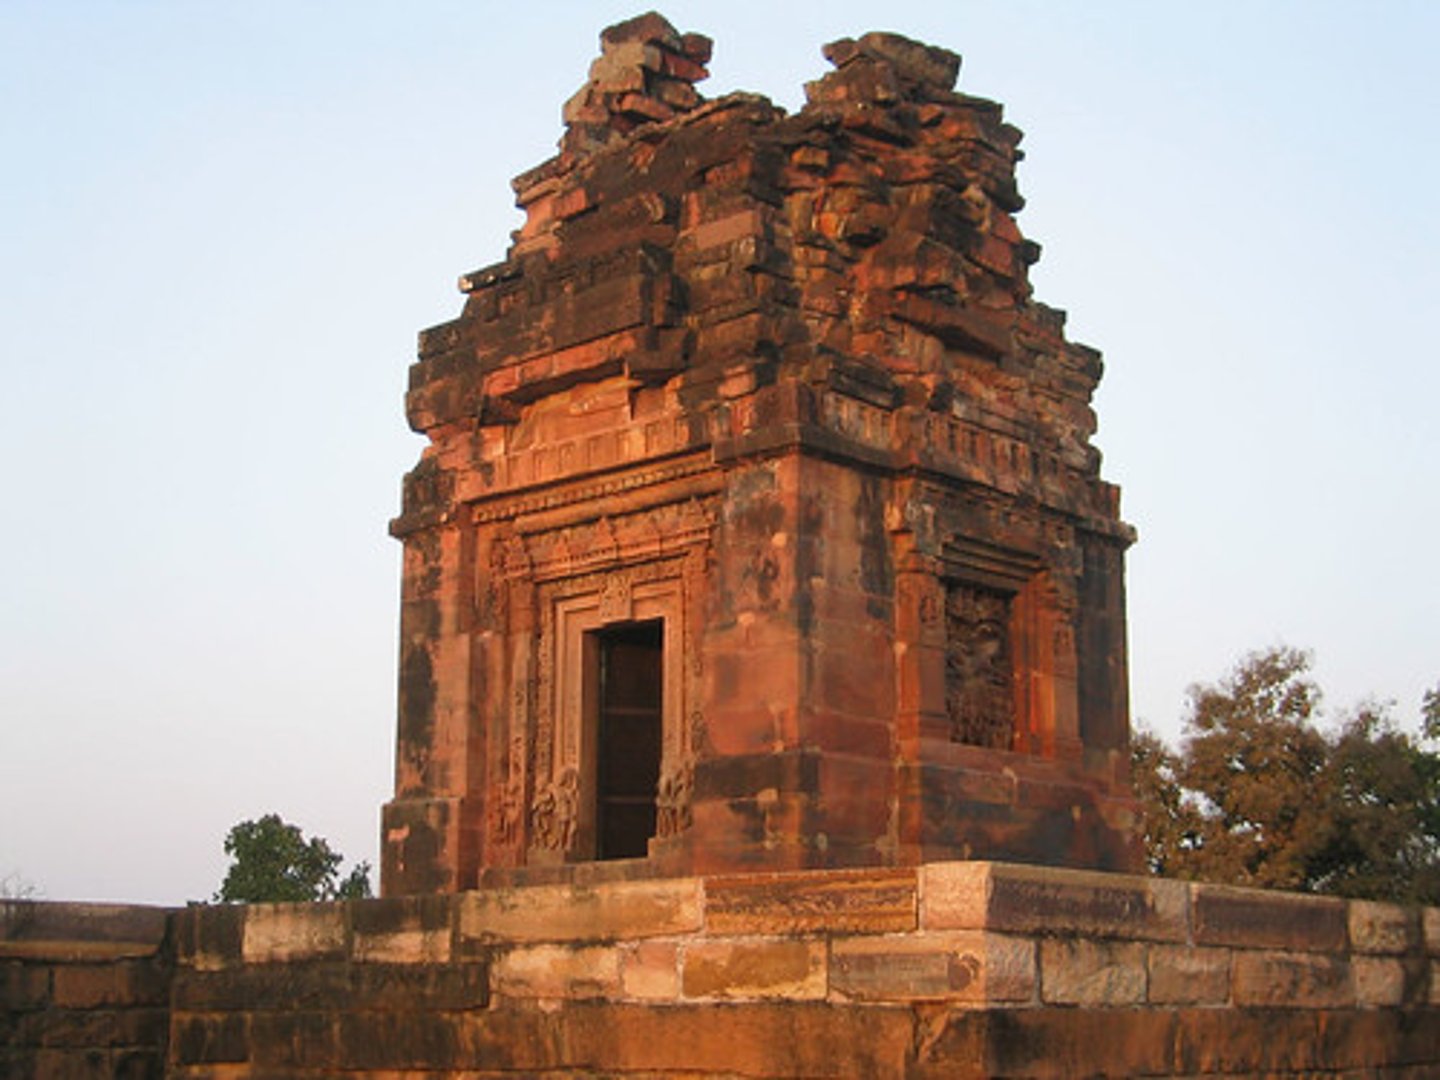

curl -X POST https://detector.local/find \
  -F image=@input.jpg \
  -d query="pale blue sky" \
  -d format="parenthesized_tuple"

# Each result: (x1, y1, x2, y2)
(3, 2, 1436, 904)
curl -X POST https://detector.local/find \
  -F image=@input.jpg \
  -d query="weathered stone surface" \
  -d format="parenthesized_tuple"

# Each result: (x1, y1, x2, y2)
(618, 939, 680, 999)
(0, 960, 52, 1011)
(51, 960, 169, 1009)
(1039, 937, 1146, 1006)
(350, 893, 453, 964)
(921, 861, 1187, 941)
(383, 11, 1140, 895)
(240, 903, 345, 964)
(704, 867, 917, 934)
(680, 939, 826, 999)
(174, 910, 244, 980)
(1350, 898, 1421, 955)
(1231, 949, 1354, 1008)
(1146, 942, 1230, 1005)
(0, 902, 169, 961)
(459, 878, 702, 943)
(830, 930, 1033, 1003)
(915, 1007, 1178, 1079)
(1171, 1007, 1322, 1074)
(527, 1001, 916, 1077)
(492, 943, 622, 999)
(1354, 954, 1410, 1007)
(1193, 882, 1348, 951)
(1424, 905, 1440, 955)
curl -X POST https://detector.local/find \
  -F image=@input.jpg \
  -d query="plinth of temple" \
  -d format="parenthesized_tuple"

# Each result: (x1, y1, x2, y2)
(382, 12, 1138, 896)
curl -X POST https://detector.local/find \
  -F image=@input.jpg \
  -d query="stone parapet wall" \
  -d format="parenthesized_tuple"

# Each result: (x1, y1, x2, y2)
(12, 862, 1433, 1077)
(4, 865, 1435, 1076)
(0, 900, 173, 1079)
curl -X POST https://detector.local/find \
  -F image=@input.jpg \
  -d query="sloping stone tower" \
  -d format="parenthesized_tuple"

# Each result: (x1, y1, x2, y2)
(383, 13, 1138, 896)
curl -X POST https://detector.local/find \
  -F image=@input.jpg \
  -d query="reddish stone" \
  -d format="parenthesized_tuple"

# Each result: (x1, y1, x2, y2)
(382, 13, 1139, 894)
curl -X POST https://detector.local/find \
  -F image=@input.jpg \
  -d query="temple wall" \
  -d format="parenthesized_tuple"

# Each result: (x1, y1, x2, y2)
(0, 900, 172, 1078)
(6, 864, 1439, 1077)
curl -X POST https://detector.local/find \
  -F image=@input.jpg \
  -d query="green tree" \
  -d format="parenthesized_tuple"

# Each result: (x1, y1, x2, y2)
(1313, 704, 1440, 902)
(1176, 646, 1331, 890)
(214, 814, 372, 903)
(1133, 651, 1440, 903)
(1130, 726, 1202, 877)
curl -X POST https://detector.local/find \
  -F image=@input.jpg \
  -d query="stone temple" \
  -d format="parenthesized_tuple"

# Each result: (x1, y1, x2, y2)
(8, 19, 1437, 1078)
(381, 12, 1138, 896)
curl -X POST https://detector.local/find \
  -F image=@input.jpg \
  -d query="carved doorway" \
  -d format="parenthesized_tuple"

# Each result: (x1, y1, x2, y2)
(592, 619, 664, 859)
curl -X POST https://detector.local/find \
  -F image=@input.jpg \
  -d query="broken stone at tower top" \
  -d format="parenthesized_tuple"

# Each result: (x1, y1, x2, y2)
(558, 11, 715, 157)
(384, 12, 1138, 896)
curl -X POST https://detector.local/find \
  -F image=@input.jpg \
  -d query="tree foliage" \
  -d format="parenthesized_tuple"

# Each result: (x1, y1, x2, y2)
(1133, 648, 1440, 904)
(0, 871, 41, 901)
(214, 813, 372, 903)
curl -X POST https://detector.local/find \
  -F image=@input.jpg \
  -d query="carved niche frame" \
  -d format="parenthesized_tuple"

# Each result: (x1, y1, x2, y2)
(518, 499, 713, 865)
(939, 534, 1079, 759)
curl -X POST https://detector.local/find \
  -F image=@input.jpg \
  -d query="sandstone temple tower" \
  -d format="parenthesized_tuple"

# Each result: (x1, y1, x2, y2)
(382, 14, 1138, 896)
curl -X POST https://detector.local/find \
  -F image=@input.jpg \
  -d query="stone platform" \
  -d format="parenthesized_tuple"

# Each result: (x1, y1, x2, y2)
(5, 862, 1439, 1076)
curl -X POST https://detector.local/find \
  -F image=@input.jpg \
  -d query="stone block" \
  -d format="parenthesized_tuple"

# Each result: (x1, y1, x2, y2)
(0, 902, 171, 962)
(174, 904, 244, 973)
(0, 960, 51, 1010)
(1192, 882, 1346, 951)
(334, 1009, 467, 1071)
(51, 959, 168, 1008)
(493, 944, 622, 999)
(350, 894, 452, 963)
(681, 939, 825, 1000)
(172, 959, 488, 1013)
(551, 1001, 914, 1077)
(1039, 938, 1145, 1006)
(1145, 943, 1230, 1005)
(27, 1049, 117, 1080)
(169, 1012, 250, 1065)
(914, 1007, 1177, 1079)
(460, 878, 702, 945)
(830, 930, 1033, 1003)
(1355, 955, 1409, 1007)
(249, 1010, 339, 1069)
(921, 861, 1186, 941)
(1312, 1007, 1440, 1070)
(349, 963, 489, 1010)
(110, 1048, 166, 1079)
(446, 1005, 559, 1072)
(1172, 1007, 1320, 1074)
(1231, 949, 1354, 1008)
(240, 902, 345, 964)
(703, 867, 916, 934)
(1424, 906, 1440, 956)
(172, 962, 349, 1011)
(25, 1006, 167, 1049)
(619, 940, 680, 1000)
(1348, 898, 1419, 954)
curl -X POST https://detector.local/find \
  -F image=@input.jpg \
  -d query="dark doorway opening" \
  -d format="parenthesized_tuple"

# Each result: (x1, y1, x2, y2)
(595, 619, 663, 860)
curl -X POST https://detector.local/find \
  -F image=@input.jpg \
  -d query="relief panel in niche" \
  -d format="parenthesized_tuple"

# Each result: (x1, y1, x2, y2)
(945, 582, 1015, 749)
